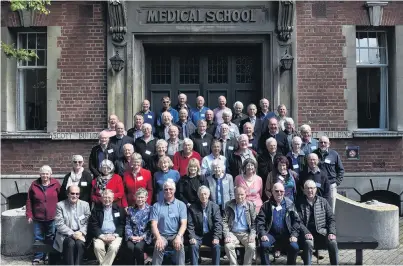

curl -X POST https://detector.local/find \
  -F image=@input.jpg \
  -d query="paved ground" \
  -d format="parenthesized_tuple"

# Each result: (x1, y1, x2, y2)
(2, 218, 402, 265)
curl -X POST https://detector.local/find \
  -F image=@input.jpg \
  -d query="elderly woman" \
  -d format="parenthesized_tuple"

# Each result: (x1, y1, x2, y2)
(231, 101, 246, 128)
(125, 188, 152, 265)
(145, 139, 168, 177)
(176, 159, 208, 207)
(286, 136, 306, 175)
(123, 153, 153, 207)
(265, 156, 298, 202)
(206, 159, 234, 211)
(227, 134, 257, 178)
(167, 125, 184, 158)
(234, 158, 263, 213)
(91, 159, 126, 207)
(173, 138, 202, 177)
(201, 139, 227, 177)
(115, 143, 135, 177)
(59, 155, 92, 203)
(283, 117, 301, 150)
(134, 123, 157, 162)
(26, 165, 61, 264)
(154, 156, 180, 202)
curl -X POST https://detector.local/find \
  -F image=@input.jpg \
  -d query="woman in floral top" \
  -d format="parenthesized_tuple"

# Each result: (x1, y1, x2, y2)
(125, 188, 152, 265)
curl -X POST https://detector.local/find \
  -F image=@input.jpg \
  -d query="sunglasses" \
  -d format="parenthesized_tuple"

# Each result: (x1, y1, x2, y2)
(274, 190, 285, 193)
(70, 193, 80, 196)
(73, 161, 83, 164)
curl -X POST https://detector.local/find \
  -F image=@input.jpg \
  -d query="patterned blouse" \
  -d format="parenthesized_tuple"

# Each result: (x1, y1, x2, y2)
(125, 204, 152, 244)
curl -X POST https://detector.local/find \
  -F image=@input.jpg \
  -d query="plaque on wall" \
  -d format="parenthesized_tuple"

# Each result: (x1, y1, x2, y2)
(346, 146, 359, 160)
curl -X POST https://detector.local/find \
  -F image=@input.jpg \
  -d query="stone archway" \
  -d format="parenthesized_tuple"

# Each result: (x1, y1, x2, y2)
(361, 190, 401, 214)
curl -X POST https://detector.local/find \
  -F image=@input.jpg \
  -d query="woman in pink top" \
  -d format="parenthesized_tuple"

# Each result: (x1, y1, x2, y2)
(234, 158, 263, 212)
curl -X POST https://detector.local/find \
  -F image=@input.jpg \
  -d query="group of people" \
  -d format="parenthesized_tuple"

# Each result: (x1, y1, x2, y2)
(26, 94, 344, 265)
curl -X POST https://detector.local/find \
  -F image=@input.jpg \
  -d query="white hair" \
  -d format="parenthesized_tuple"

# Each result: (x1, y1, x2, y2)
(100, 159, 115, 173)
(247, 104, 257, 110)
(197, 185, 210, 196)
(284, 117, 294, 126)
(39, 165, 52, 174)
(163, 179, 176, 190)
(265, 137, 277, 146)
(72, 155, 83, 163)
(156, 139, 168, 148)
(304, 179, 317, 189)
(233, 101, 244, 109)
(211, 159, 225, 169)
(300, 124, 312, 132)
(179, 108, 188, 115)
(183, 138, 194, 146)
(222, 109, 233, 117)
(292, 136, 302, 144)
(142, 123, 152, 130)
(237, 134, 248, 142)
(123, 143, 134, 153)
(101, 189, 114, 197)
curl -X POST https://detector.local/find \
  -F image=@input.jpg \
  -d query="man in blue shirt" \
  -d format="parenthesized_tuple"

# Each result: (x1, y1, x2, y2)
(191, 96, 210, 125)
(150, 180, 187, 265)
(139, 99, 156, 131)
(157, 96, 179, 126)
(187, 186, 222, 266)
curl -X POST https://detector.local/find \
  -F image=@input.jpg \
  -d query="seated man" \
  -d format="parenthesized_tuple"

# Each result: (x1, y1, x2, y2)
(89, 189, 126, 266)
(223, 186, 257, 266)
(53, 185, 91, 265)
(151, 180, 187, 265)
(297, 180, 338, 265)
(187, 186, 222, 266)
(256, 182, 303, 265)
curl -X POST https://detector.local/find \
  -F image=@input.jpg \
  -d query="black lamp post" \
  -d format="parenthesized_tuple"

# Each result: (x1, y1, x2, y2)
(280, 48, 294, 71)
(109, 51, 125, 72)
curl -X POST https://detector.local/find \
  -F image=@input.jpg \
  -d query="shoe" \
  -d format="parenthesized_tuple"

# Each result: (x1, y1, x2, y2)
(313, 250, 324, 260)
(275, 250, 281, 258)
(32, 259, 41, 265)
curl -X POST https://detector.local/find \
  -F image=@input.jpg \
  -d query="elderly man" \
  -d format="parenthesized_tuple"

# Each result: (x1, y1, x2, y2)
(174, 93, 192, 114)
(190, 120, 214, 158)
(191, 96, 210, 125)
(114, 143, 135, 177)
(240, 104, 263, 140)
(89, 189, 126, 266)
(187, 186, 222, 266)
(242, 122, 259, 152)
(89, 131, 117, 178)
(167, 125, 184, 158)
(283, 117, 300, 149)
(232, 101, 246, 128)
(299, 153, 330, 204)
(213, 95, 231, 124)
(54, 185, 90, 265)
(286, 136, 306, 176)
(227, 134, 257, 178)
(109, 122, 135, 159)
(173, 138, 202, 177)
(205, 109, 218, 136)
(215, 109, 240, 139)
(138, 99, 156, 130)
(259, 117, 289, 156)
(157, 96, 179, 126)
(156, 111, 177, 140)
(276, 104, 288, 131)
(300, 124, 319, 155)
(176, 108, 196, 139)
(218, 123, 238, 158)
(150, 180, 187, 265)
(223, 186, 257, 266)
(297, 180, 339, 265)
(201, 139, 227, 177)
(127, 114, 145, 139)
(313, 136, 344, 213)
(134, 123, 157, 162)
(257, 138, 283, 188)
(256, 182, 302, 265)
(101, 114, 119, 138)
(257, 98, 275, 120)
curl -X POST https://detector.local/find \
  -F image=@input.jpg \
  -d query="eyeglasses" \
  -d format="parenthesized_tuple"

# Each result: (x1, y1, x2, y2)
(73, 161, 83, 164)
(274, 190, 285, 194)
(70, 193, 80, 196)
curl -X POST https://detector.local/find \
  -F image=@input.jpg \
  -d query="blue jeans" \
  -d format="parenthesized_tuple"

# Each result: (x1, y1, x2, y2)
(190, 236, 220, 266)
(33, 220, 55, 260)
(259, 234, 299, 265)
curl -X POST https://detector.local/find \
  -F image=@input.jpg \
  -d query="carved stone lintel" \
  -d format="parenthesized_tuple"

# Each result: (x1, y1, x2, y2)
(108, 0, 127, 42)
(277, 0, 295, 42)
(365, 1, 388, 27)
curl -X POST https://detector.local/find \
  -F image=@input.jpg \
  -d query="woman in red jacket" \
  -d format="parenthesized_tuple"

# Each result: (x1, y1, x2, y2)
(123, 153, 153, 208)
(26, 165, 61, 265)
(91, 159, 126, 207)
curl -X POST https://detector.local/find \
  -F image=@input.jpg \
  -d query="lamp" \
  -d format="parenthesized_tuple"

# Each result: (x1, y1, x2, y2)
(109, 51, 125, 72)
(280, 48, 294, 71)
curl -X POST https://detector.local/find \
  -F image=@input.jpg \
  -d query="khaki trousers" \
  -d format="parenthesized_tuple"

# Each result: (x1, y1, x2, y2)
(93, 237, 122, 266)
(224, 231, 256, 266)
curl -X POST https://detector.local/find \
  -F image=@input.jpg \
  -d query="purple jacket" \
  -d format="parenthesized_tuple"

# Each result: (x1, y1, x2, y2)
(26, 178, 61, 221)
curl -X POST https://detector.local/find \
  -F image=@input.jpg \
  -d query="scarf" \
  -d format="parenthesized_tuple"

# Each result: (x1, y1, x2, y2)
(66, 167, 84, 189)
(97, 174, 112, 192)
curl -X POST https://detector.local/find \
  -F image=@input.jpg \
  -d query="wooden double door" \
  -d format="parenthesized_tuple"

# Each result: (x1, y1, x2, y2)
(146, 45, 261, 112)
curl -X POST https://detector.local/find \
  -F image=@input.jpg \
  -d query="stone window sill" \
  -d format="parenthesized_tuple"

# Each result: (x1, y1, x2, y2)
(353, 131, 403, 138)
(1, 132, 52, 139)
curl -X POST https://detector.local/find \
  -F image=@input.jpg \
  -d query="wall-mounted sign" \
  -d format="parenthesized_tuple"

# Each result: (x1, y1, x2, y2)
(146, 9, 256, 23)
(312, 131, 353, 139)
(51, 132, 99, 140)
(346, 146, 359, 160)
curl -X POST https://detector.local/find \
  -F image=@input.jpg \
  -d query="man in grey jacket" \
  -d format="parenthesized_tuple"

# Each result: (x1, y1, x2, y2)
(53, 185, 91, 265)
(297, 180, 338, 265)
(223, 186, 257, 266)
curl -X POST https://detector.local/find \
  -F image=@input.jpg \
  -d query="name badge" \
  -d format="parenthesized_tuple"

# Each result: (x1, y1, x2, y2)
(311, 146, 317, 150)
(148, 115, 153, 119)
(249, 188, 257, 194)
(137, 176, 143, 181)
(222, 180, 228, 184)
(228, 146, 234, 150)
(275, 206, 283, 211)
(325, 159, 331, 164)
(230, 128, 234, 132)
(316, 182, 322, 188)
(108, 149, 114, 153)
(278, 176, 284, 181)
(79, 215, 85, 220)
(169, 213, 176, 218)
(201, 114, 205, 117)
(202, 142, 208, 147)
(145, 150, 151, 155)
(248, 143, 252, 147)
(293, 164, 299, 169)
(81, 182, 87, 187)
(114, 212, 120, 218)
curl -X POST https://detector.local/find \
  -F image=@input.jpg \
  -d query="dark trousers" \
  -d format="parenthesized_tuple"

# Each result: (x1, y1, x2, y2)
(259, 234, 299, 265)
(190, 235, 220, 266)
(62, 237, 85, 265)
(126, 240, 147, 265)
(302, 233, 339, 265)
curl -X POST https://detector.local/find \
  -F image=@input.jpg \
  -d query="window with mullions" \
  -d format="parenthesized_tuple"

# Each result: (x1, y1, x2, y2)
(208, 56, 228, 84)
(235, 56, 254, 83)
(356, 31, 388, 129)
(151, 56, 171, 84)
(17, 32, 47, 131)
(179, 56, 199, 84)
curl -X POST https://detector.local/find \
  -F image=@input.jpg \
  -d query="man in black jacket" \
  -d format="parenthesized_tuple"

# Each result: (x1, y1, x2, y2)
(187, 186, 222, 266)
(256, 182, 304, 265)
(109, 122, 135, 159)
(89, 132, 117, 179)
(297, 180, 338, 265)
(89, 189, 126, 266)
(259, 117, 289, 156)
(190, 120, 214, 158)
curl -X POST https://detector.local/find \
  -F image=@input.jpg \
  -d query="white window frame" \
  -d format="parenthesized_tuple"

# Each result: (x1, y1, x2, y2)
(355, 30, 388, 131)
(16, 32, 47, 132)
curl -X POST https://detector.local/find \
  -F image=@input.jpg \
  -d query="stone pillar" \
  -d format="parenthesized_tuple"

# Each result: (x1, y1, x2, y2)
(132, 36, 146, 122)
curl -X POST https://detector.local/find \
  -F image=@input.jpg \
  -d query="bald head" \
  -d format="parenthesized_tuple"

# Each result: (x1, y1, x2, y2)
(116, 122, 125, 136)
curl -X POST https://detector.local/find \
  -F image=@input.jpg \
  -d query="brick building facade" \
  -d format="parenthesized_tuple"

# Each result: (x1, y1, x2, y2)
(1, 1, 403, 213)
